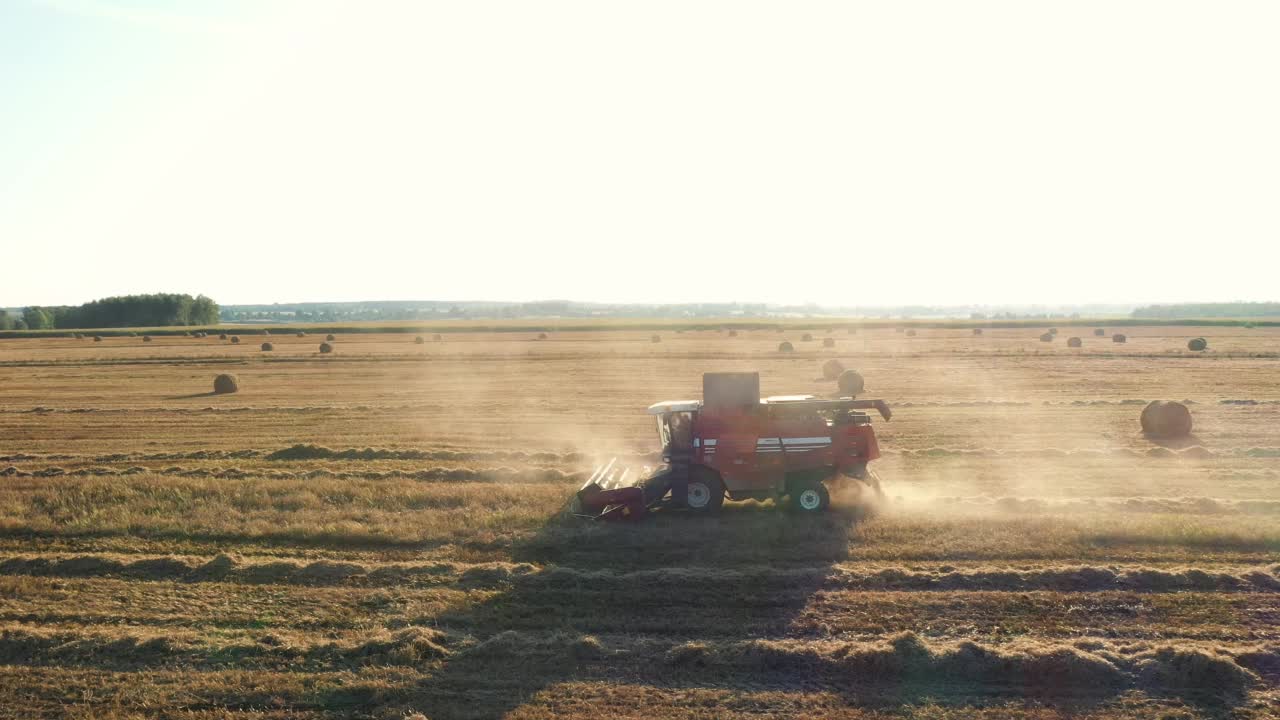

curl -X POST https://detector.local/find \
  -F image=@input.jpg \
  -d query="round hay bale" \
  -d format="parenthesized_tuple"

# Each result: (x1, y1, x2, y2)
(230, 336, 241, 344)
(778, 341, 794, 353)
(651, 334, 661, 343)
(822, 337, 835, 348)
(296, 331, 306, 338)
(822, 358, 845, 380)
(1049, 327, 1059, 335)
(212, 374, 239, 395)
(142, 335, 152, 342)
(1094, 328, 1106, 336)
(260, 342, 273, 351)
(905, 329, 917, 337)
(318, 342, 333, 354)
(433, 334, 443, 341)
(1067, 337, 1082, 348)
(1187, 337, 1207, 351)
(93, 335, 102, 342)
(1112, 333, 1127, 344)
(1140, 400, 1193, 438)
(219, 333, 228, 341)
(801, 333, 814, 342)
(837, 369, 865, 397)
(728, 330, 738, 337)
(414, 336, 425, 345)
(973, 328, 983, 336)
(1039, 332, 1053, 342)
(537, 332, 548, 340)
(325, 334, 336, 342)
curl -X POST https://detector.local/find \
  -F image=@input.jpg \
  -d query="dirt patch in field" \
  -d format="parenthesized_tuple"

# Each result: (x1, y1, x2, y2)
(843, 564, 1280, 592)
(0, 463, 589, 483)
(1234, 645, 1280, 680)
(296, 560, 366, 583)
(262, 443, 655, 466)
(0, 623, 1265, 704)
(0, 554, 542, 588)
(529, 563, 1280, 594)
(0, 625, 452, 670)
(1133, 646, 1258, 701)
(892, 446, 1218, 459)
(1, 554, 1275, 595)
(0, 627, 193, 668)
(688, 633, 1263, 702)
(324, 627, 451, 665)
(920, 494, 1280, 516)
(469, 630, 609, 663)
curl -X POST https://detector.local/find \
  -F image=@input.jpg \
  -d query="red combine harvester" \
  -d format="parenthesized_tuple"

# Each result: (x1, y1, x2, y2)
(576, 372, 891, 520)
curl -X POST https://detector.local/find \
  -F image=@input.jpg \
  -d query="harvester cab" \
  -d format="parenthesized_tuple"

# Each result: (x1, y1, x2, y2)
(575, 372, 892, 521)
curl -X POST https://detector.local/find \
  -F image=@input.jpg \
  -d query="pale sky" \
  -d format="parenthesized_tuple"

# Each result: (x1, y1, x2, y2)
(3, 0, 1277, 308)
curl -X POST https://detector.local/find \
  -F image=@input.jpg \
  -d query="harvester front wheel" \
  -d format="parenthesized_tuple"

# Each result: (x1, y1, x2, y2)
(789, 478, 830, 513)
(685, 471, 724, 514)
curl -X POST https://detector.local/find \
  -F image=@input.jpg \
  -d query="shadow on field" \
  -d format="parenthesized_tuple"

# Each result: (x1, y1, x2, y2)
(406, 500, 856, 719)
(399, 494, 1263, 719)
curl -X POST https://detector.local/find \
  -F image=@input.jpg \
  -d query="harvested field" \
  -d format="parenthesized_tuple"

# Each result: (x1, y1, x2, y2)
(0, 324, 1277, 719)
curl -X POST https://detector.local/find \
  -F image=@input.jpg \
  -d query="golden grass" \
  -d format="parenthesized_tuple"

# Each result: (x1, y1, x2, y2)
(0, 325, 1276, 718)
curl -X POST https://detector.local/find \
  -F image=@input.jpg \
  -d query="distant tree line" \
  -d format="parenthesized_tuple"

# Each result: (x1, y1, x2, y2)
(16, 294, 219, 329)
(219, 300, 1146, 323)
(1132, 303, 1280, 319)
